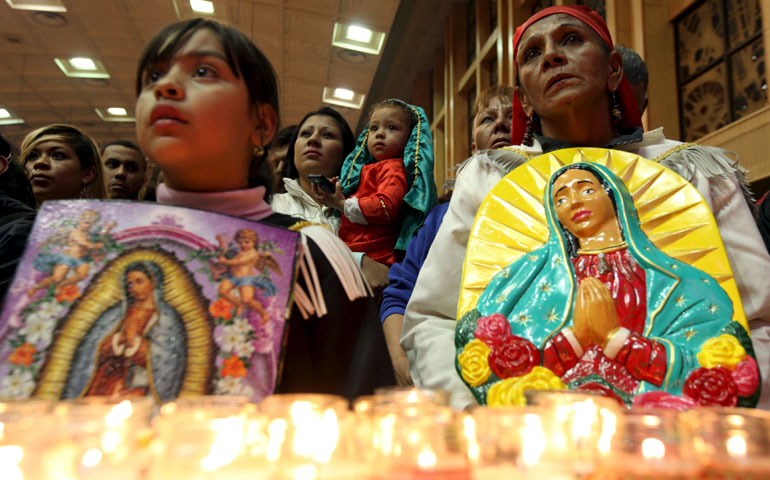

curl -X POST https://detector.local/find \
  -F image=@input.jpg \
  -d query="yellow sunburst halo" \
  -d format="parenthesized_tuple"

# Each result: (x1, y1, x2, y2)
(458, 148, 747, 331)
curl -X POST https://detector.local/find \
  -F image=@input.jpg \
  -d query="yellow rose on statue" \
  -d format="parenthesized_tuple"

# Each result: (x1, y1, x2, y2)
(458, 339, 492, 386)
(487, 366, 566, 407)
(697, 334, 746, 370)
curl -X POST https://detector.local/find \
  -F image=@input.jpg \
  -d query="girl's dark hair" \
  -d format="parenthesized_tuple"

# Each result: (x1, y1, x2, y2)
(551, 164, 620, 258)
(369, 98, 417, 131)
(135, 18, 279, 193)
(283, 107, 355, 179)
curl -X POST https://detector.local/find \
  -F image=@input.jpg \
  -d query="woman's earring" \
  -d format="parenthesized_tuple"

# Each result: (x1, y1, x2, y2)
(522, 116, 535, 146)
(253, 145, 265, 157)
(611, 91, 623, 124)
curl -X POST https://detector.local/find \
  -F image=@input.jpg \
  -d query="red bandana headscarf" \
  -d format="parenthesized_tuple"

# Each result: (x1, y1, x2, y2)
(511, 6, 642, 145)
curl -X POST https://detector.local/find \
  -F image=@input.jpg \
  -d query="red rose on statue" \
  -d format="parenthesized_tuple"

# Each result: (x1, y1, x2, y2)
(474, 313, 512, 348)
(488, 335, 540, 379)
(732, 356, 760, 397)
(683, 367, 738, 407)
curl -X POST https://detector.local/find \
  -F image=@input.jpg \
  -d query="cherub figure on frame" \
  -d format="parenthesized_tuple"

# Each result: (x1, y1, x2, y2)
(215, 229, 283, 321)
(27, 209, 116, 298)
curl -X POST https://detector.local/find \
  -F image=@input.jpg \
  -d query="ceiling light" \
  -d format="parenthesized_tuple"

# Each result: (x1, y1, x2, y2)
(95, 108, 134, 123)
(55, 57, 110, 79)
(322, 87, 365, 109)
(69, 57, 97, 71)
(334, 88, 355, 101)
(5, 0, 66, 12)
(346, 25, 372, 43)
(0, 107, 24, 125)
(332, 22, 385, 55)
(190, 0, 214, 14)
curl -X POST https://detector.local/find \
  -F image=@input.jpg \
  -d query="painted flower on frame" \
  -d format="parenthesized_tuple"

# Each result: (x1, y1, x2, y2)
(215, 376, 245, 395)
(230, 317, 253, 336)
(221, 356, 247, 378)
(55, 285, 81, 303)
(9, 343, 37, 366)
(0, 369, 35, 398)
(37, 300, 66, 319)
(209, 298, 234, 320)
(216, 324, 251, 357)
(19, 313, 55, 347)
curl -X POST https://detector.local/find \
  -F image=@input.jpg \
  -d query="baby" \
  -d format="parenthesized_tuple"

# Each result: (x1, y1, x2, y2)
(312, 99, 436, 266)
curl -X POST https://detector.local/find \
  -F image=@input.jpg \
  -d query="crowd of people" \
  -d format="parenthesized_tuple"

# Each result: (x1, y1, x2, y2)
(1, 6, 769, 407)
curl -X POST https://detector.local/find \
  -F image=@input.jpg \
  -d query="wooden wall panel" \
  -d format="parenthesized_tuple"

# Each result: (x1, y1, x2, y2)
(698, 106, 770, 182)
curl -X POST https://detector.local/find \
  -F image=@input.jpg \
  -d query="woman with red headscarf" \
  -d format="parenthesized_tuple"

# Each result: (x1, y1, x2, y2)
(401, 6, 770, 410)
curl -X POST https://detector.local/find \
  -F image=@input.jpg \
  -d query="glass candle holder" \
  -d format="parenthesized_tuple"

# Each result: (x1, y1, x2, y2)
(0, 400, 54, 480)
(364, 403, 472, 480)
(471, 405, 596, 480)
(525, 389, 623, 475)
(686, 407, 770, 480)
(150, 395, 261, 480)
(595, 408, 699, 480)
(257, 394, 365, 480)
(1, 397, 153, 480)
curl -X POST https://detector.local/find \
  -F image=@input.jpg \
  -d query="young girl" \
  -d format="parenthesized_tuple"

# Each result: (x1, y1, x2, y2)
(312, 99, 436, 266)
(134, 18, 394, 397)
(20, 124, 107, 205)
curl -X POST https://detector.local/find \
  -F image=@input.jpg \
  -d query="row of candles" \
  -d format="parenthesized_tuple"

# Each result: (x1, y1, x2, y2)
(2, 388, 770, 480)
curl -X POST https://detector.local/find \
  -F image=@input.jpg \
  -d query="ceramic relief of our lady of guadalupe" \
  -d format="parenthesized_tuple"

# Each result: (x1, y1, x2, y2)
(455, 148, 760, 408)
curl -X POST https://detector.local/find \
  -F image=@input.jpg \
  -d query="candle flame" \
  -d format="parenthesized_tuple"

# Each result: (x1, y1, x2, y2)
(597, 408, 617, 454)
(81, 448, 102, 468)
(200, 416, 244, 471)
(463, 416, 480, 461)
(417, 447, 437, 468)
(641, 437, 665, 460)
(293, 464, 317, 480)
(0, 446, 23, 480)
(266, 418, 287, 462)
(407, 390, 419, 403)
(727, 434, 747, 457)
(379, 414, 396, 455)
(104, 400, 133, 428)
(571, 400, 598, 440)
(289, 402, 340, 462)
(522, 414, 546, 466)
(101, 430, 121, 453)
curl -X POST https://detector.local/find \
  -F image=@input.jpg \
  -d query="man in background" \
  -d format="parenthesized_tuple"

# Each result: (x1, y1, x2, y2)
(101, 140, 146, 200)
(0, 132, 37, 304)
(616, 44, 648, 115)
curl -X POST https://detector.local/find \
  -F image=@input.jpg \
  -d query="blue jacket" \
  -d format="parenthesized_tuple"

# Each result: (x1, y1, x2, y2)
(379, 202, 449, 323)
